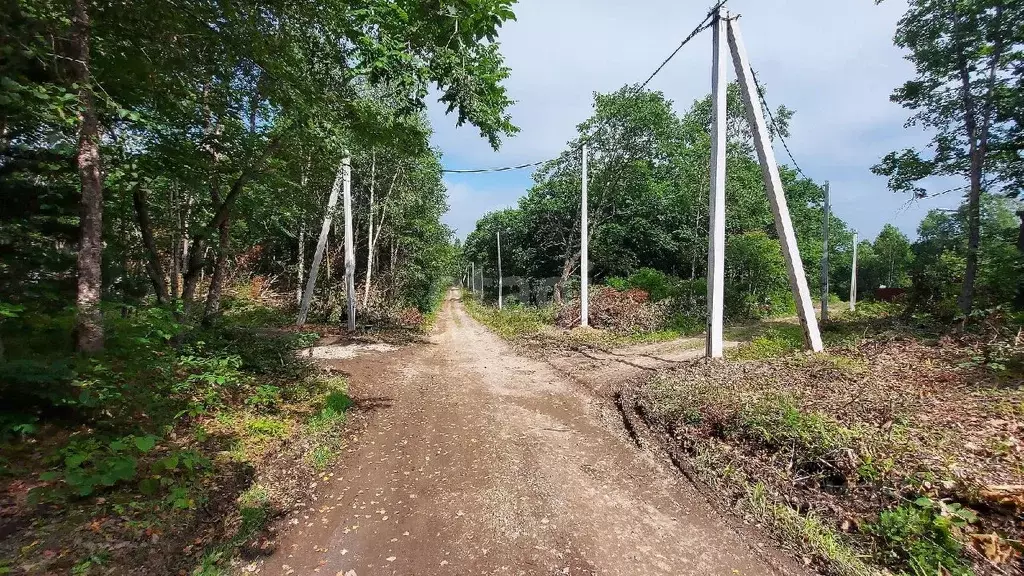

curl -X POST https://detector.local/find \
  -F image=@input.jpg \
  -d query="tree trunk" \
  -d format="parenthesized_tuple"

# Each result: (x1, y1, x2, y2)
(363, 165, 398, 307)
(170, 185, 181, 300)
(131, 186, 170, 304)
(70, 0, 104, 352)
(297, 225, 305, 305)
(203, 217, 230, 324)
(553, 249, 581, 305)
(958, 151, 983, 314)
(955, 6, 1005, 314)
(363, 151, 376, 307)
(1015, 210, 1024, 310)
(180, 137, 282, 315)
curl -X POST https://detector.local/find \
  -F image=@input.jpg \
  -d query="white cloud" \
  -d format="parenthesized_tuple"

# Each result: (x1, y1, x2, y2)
(430, 0, 963, 242)
(441, 178, 520, 238)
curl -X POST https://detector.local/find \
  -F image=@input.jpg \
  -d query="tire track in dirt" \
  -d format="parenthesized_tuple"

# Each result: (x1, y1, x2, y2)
(257, 291, 808, 576)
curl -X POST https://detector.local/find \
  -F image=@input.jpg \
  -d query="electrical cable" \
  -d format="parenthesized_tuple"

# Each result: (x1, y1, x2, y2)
(750, 68, 813, 183)
(440, 0, 727, 175)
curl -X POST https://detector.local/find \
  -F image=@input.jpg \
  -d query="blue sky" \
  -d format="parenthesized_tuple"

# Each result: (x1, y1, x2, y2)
(427, 0, 965, 242)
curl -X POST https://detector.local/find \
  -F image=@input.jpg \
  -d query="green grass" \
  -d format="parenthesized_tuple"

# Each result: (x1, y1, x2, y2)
(748, 483, 879, 576)
(305, 381, 352, 471)
(463, 299, 555, 341)
(727, 325, 805, 359)
(740, 393, 859, 461)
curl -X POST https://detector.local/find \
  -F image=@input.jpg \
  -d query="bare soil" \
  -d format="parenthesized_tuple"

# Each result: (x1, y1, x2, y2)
(251, 292, 807, 576)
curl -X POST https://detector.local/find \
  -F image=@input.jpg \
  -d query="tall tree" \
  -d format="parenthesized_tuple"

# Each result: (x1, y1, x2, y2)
(873, 224, 914, 288)
(69, 0, 104, 352)
(872, 0, 1024, 313)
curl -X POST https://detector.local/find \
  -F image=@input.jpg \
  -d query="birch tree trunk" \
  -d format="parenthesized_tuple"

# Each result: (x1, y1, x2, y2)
(363, 151, 376, 307)
(71, 0, 104, 352)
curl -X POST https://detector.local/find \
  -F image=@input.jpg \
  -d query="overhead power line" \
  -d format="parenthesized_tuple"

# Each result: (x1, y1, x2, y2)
(441, 159, 550, 174)
(440, 0, 727, 175)
(749, 68, 813, 183)
(637, 0, 726, 92)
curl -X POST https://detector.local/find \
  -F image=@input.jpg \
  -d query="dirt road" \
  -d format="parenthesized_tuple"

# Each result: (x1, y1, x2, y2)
(262, 292, 804, 576)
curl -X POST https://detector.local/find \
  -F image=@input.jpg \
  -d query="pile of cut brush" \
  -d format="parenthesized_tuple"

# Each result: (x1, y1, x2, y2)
(556, 286, 668, 332)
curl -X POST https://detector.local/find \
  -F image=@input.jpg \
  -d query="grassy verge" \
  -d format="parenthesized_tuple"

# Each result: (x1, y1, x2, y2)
(634, 312, 1024, 576)
(0, 293, 354, 576)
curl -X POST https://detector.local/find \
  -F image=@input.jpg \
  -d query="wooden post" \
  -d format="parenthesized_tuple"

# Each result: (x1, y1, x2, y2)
(580, 144, 589, 327)
(821, 181, 830, 322)
(343, 155, 356, 331)
(850, 231, 858, 312)
(497, 231, 503, 310)
(297, 156, 345, 326)
(727, 17, 823, 352)
(706, 10, 727, 358)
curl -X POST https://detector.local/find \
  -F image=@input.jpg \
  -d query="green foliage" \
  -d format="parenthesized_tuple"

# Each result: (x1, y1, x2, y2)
(35, 433, 159, 498)
(872, 0, 1024, 313)
(739, 394, 858, 462)
(244, 385, 283, 412)
(606, 268, 675, 301)
(464, 84, 844, 319)
(725, 232, 794, 319)
(867, 499, 975, 576)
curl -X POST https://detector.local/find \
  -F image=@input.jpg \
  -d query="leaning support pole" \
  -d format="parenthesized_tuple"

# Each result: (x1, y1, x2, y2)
(727, 17, 823, 352)
(706, 10, 727, 358)
(497, 231, 503, 310)
(297, 155, 345, 326)
(580, 144, 589, 327)
(343, 156, 356, 331)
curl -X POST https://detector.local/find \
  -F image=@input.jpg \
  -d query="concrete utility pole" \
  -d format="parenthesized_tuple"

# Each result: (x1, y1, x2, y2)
(580, 144, 590, 327)
(850, 231, 858, 312)
(706, 9, 727, 358)
(727, 16, 823, 352)
(297, 155, 345, 326)
(821, 181, 830, 323)
(343, 156, 356, 331)
(471, 261, 476, 298)
(497, 231, 503, 310)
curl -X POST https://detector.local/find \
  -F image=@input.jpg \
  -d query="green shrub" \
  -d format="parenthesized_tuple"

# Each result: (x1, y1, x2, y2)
(35, 434, 160, 499)
(866, 499, 975, 576)
(625, 268, 675, 301)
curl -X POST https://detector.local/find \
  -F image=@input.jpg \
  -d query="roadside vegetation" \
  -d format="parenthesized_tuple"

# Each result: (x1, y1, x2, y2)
(630, 305, 1024, 576)
(0, 289, 352, 575)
